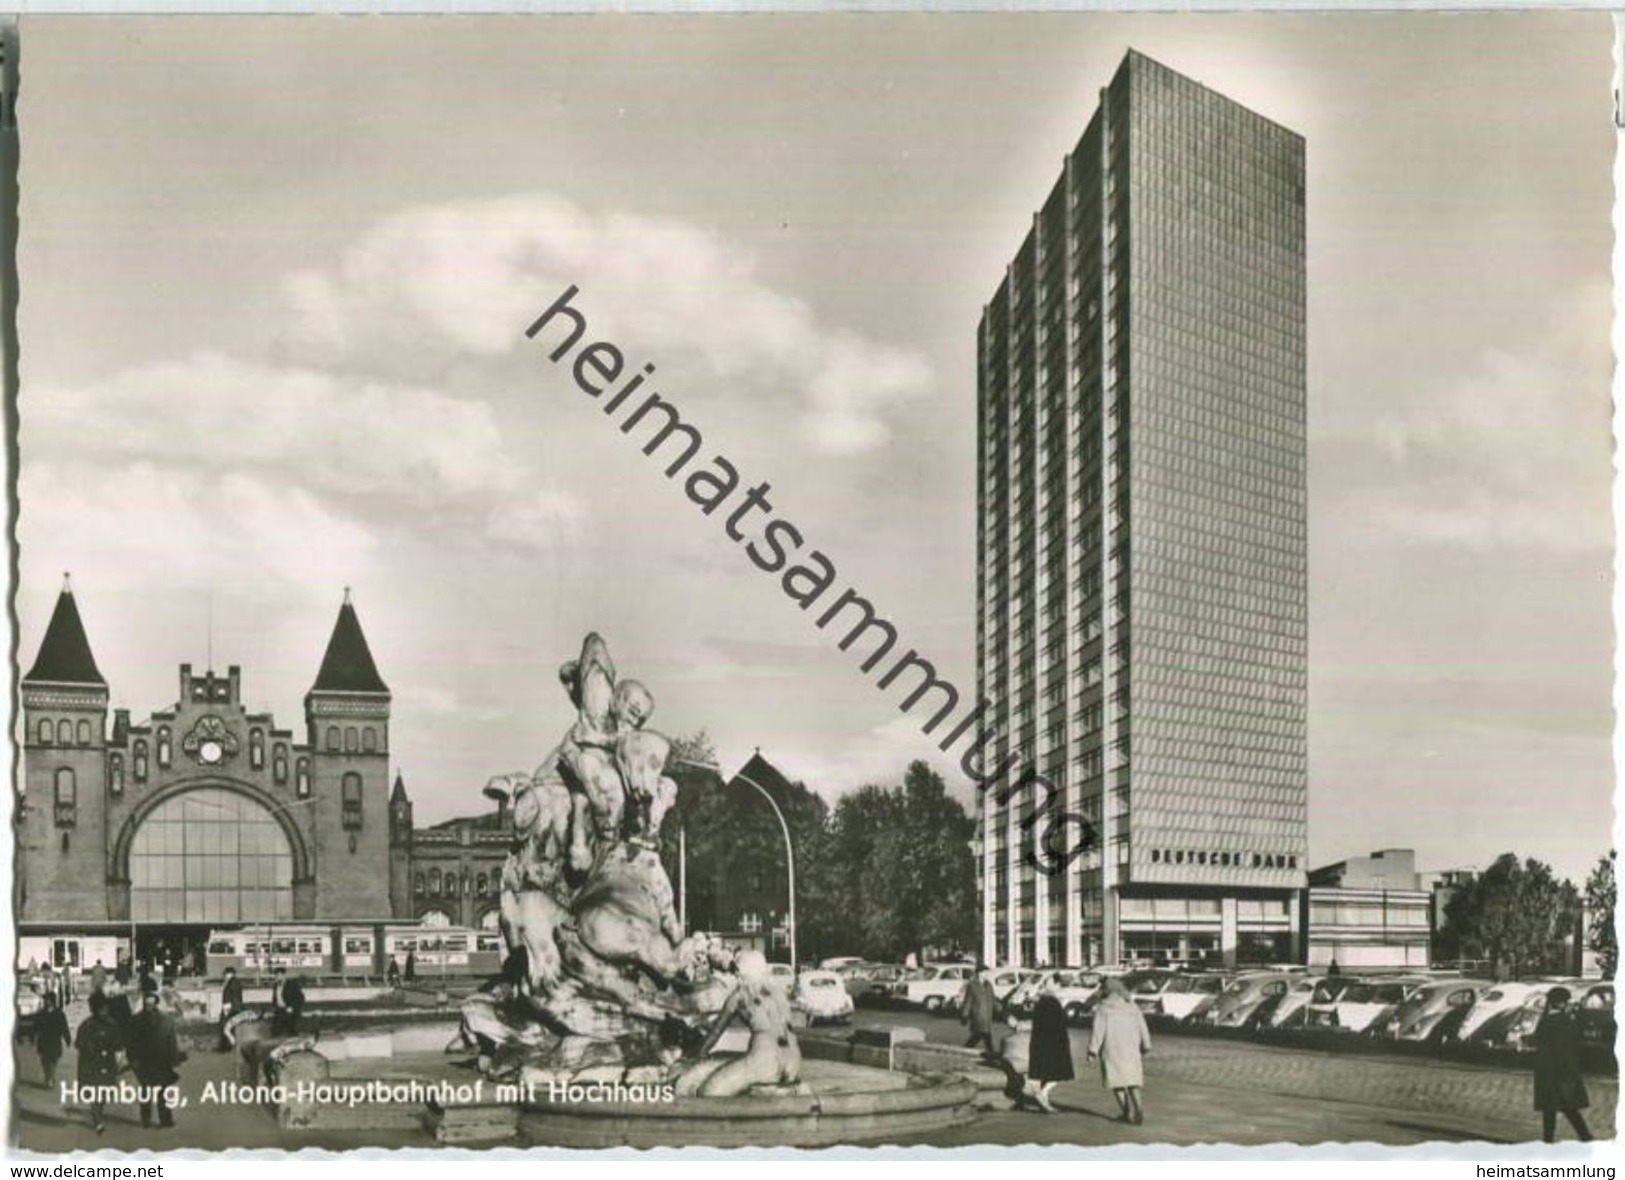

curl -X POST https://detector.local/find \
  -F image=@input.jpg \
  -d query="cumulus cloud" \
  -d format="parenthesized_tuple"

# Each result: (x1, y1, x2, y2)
(280, 193, 933, 454)
(1351, 282, 1612, 553)
(486, 489, 590, 551)
(19, 461, 381, 600)
(26, 351, 527, 504)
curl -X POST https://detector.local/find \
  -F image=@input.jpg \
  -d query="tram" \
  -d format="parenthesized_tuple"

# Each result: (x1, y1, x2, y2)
(204, 922, 506, 979)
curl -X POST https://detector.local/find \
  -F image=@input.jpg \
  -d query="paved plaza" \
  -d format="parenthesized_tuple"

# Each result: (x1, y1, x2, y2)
(9, 1011, 1615, 1153)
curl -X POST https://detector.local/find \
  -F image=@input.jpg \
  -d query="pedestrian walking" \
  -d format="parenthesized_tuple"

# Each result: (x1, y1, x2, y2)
(271, 967, 307, 1035)
(1027, 982, 1075, 1113)
(105, 985, 135, 1031)
(218, 968, 245, 1050)
(958, 965, 999, 1055)
(38, 965, 63, 1011)
(405, 950, 418, 982)
(114, 956, 131, 988)
(1087, 976, 1152, 1125)
(137, 962, 158, 998)
(1533, 986, 1593, 1143)
(73, 991, 123, 1135)
(126, 991, 183, 1130)
(89, 959, 107, 997)
(32, 993, 71, 1088)
(386, 956, 401, 986)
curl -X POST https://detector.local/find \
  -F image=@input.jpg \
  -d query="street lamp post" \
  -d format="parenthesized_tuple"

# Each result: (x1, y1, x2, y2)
(673, 757, 796, 974)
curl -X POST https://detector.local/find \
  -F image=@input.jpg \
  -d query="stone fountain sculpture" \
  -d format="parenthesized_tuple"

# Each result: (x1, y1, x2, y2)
(462, 633, 801, 1098)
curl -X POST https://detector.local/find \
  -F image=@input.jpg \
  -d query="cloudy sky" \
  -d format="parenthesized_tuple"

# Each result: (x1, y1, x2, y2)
(13, 13, 1614, 884)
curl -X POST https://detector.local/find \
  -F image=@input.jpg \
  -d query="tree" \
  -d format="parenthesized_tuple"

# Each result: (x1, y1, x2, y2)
(658, 736, 829, 963)
(1446, 853, 1580, 979)
(824, 762, 978, 964)
(1585, 851, 1616, 980)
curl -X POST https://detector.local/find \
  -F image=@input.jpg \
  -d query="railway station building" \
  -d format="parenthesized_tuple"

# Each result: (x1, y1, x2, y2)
(13, 580, 509, 975)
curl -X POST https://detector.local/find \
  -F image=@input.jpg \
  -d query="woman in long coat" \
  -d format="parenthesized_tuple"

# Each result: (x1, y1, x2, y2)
(1087, 977, 1151, 1125)
(1027, 983, 1075, 1113)
(1533, 986, 1593, 1143)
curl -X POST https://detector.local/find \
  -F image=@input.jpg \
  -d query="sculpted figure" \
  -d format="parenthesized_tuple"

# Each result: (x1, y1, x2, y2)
(472, 631, 739, 1076)
(693, 951, 801, 1097)
(557, 634, 627, 871)
(490, 768, 573, 995)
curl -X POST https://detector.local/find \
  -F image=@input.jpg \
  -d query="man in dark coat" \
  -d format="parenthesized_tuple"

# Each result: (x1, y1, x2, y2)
(126, 991, 183, 1129)
(1027, 984, 1075, 1113)
(105, 986, 135, 1031)
(1533, 986, 1593, 1143)
(32, 993, 71, 1087)
(74, 992, 123, 1135)
(958, 965, 999, 1055)
(217, 968, 245, 1050)
(271, 968, 307, 1035)
(89, 960, 107, 997)
(114, 956, 132, 988)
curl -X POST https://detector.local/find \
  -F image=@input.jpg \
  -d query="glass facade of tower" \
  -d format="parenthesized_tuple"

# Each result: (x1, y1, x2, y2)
(976, 51, 1308, 970)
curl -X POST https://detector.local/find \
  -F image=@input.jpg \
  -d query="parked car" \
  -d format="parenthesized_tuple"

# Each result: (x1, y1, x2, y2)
(889, 964, 975, 1013)
(1305, 976, 1428, 1034)
(819, 957, 865, 971)
(1007, 969, 1105, 1022)
(793, 970, 855, 1024)
(985, 967, 1043, 1013)
(1261, 975, 1325, 1029)
(1129, 970, 1224, 1020)
(1482, 981, 1592, 1053)
(1452, 981, 1548, 1043)
(768, 962, 796, 995)
(1298, 976, 1372, 1030)
(839, 963, 900, 1004)
(1378, 979, 1492, 1043)
(1573, 981, 1616, 1054)
(1200, 972, 1295, 1029)
(1124, 969, 1182, 1016)
(1153, 973, 1228, 1021)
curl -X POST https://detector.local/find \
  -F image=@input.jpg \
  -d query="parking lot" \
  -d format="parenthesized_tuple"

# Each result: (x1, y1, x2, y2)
(842, 1007, 1618, 1146)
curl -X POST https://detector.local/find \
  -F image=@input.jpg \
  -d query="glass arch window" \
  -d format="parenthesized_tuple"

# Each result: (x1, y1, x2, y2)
(54, 768, 76, 827)
(56, 720, 71, 745)
(420, 909, 452, 928)
(341, 772, 363, 830)
(76, 720, 91, 746)
(478, 908, 500, 930)
(37, 718, 52, 745)
(129, 787, 294, 923)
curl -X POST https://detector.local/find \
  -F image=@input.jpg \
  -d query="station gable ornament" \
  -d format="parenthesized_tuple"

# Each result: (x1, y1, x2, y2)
(183, 714, 240, 766)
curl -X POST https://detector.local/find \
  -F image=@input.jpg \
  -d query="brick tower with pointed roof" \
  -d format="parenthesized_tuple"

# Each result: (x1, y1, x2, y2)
(388, 771, 414, 917)
(304, 589, 394, 918)
(18, 575, 111, 920)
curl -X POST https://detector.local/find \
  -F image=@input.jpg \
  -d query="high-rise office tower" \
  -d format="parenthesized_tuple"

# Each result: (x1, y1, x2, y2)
(976, 51, 1308, 969)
